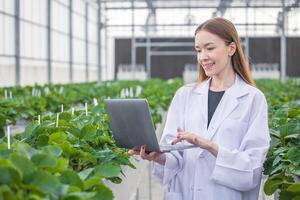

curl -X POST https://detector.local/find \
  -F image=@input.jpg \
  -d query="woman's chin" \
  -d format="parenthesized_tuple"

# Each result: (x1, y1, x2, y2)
(204, 70, 214, 77)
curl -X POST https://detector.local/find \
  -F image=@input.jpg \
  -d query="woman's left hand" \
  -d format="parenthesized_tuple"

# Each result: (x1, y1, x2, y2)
(171, 128, 219, 156)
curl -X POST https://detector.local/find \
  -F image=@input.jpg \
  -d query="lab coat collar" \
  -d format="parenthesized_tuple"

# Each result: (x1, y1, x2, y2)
(191, 73, 249, 98)
(192, 74, 250, 146)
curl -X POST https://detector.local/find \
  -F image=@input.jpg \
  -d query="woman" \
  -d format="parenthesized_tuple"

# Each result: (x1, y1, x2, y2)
(129, 17, 270, 200)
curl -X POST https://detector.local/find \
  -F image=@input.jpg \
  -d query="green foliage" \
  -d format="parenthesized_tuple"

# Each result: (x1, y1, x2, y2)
(0, 79, 182, 199)
(257, 79, 300, 199)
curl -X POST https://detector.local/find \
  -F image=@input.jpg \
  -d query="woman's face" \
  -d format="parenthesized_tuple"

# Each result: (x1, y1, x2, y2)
(195, 30, 235, 77)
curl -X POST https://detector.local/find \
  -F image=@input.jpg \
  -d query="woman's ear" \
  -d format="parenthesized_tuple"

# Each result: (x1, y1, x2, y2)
(228, 42, 236, 56)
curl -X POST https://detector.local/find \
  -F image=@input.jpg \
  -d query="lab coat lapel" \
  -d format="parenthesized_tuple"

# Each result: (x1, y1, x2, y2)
(192, 78, 211, 129)
(206, 74, 249, 141)
(206, 88, 238, 140)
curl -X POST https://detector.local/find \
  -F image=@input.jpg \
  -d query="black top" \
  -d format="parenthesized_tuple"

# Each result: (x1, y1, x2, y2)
(207, 89, 225, 128)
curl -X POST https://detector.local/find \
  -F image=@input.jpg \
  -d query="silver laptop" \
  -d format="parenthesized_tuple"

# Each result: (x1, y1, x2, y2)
(104, 99, 197, 152)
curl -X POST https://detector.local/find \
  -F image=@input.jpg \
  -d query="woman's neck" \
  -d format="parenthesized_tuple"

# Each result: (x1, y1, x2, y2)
(209, 67, 236, 91)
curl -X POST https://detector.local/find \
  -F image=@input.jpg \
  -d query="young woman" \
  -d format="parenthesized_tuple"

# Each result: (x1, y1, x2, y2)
(129, 17, 270, 200)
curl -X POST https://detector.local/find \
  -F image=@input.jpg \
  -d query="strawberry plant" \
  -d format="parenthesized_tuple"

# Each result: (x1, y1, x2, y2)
(257, 79, 300, 199)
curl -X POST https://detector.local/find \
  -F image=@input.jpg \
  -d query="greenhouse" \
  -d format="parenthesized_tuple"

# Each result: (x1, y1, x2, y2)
(0, 0, 300, 199)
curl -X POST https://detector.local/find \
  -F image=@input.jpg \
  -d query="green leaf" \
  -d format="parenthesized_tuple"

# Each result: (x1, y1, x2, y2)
(107, 177, 122, 184)
(26, 194, 43, 200)
(278, 190, 295, 200)
(68, 128, 81, 138)
(61, 192, 97, 200)
(286, 183, 300, 193)
(81, 125, 96, 141)
(287, 108, 299, 118)
(264, 178, 283, 195)
(287, 147, 300, 164)
(78, 168, 94, 181)
(66, 185, 82, 193)
(274, 147, 286, 156)
(48, 157, 69, 173)
(9, 153, 37, 179)
(60, 170, 84, 189)
(270, 129, 280, 138)
(270, 164, 283, 176)
(60, 112, 72, 121)
(95, 149, 116, 164)
(0, 144, 11, 158)
(98, 135, 114, 145)
(31, 153, 56, 168)
(93, 165, 121, 178)
(270, 137, 281, 148)
(280, 124, 289, 139)
(22, 122, 39, 139)
(288, 165, 300, 176)
(0, 166, 21, 184)
(84, 175, 103, 190)
(92, 184, 114, 200)
(27, 170, 62, 194)
(292, 196, 300, 200)
(15, 142, 39, 159)
(0, 185, 17, 200)
(42, 145, 63, 157)
(36, 134, 49, 147)
(285, 134, 299, 139)
(273, 155, 282, 166)
(59, 141, 72, 156)
(49, 132, 67, 144)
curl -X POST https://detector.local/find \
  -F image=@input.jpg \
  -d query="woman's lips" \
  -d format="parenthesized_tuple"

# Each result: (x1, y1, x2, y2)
(202, 63, 214, 70)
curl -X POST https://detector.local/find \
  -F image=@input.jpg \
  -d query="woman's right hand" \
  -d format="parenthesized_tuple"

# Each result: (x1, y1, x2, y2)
(128, 145, 166, 165)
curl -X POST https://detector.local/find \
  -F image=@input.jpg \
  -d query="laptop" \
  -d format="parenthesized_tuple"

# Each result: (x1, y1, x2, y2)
(104, 99, 198, 153)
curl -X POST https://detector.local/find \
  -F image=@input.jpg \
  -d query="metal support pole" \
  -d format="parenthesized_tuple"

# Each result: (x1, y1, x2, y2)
(135, 188, 139, 200)
(104, 19, 108, 80)
(146, 23, 151, 79)
(245, 1, 250, 68)
(280, 0, 286, 82)
(148, 162, 152, 200)
(104, 2, 108, 80)
(14, 0, 20, 85)
(85, 2, 89, 82)
(131, 0, 136, 79)
(97, 0, 102, 82)
(69, 0, 73, 82)
(47, 0, 52, 83)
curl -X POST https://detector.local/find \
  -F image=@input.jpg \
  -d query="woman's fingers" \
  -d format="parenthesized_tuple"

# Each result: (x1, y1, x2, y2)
(171, 132, 186, 145)
(177, 127, 184, 133)
(171, 138, 182, 145)
(174, 132, 200, 145)
(128, 149, 139, 155)
(140, 145, 147, 159)
(149, 152, 158, 157)
(128, 145, 162, 161)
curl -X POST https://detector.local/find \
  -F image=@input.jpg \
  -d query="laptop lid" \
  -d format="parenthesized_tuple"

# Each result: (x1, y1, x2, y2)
(104, 99, 161, 152)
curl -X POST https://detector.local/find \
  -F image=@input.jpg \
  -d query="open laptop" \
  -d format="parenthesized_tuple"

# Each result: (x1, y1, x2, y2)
(104, 99, 198, 152)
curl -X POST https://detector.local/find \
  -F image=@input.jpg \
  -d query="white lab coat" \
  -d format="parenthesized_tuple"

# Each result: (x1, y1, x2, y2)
(152, 74, 270, 200)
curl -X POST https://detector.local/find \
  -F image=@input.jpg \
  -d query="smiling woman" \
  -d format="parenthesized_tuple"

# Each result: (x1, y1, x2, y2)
(129, 17, 271, 200)
(194, 17, 255, 88)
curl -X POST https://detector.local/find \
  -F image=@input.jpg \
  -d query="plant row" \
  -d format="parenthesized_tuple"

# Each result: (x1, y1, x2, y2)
(256, 79, 300, 200)
(0, 79, 182, 200)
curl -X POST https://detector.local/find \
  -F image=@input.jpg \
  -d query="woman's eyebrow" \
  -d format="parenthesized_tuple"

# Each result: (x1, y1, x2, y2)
(195, 42, 214, 49)
(204, 42, 214, 47)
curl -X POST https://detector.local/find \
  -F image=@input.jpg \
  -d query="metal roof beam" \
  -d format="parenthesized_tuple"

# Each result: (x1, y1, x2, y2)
(145, 0, 155, 14)
(212, 0, 232, 17)
(105, 5, 299, 10)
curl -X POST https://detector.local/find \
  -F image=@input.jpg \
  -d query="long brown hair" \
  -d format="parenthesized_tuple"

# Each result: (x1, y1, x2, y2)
(194, 17, 255, 86)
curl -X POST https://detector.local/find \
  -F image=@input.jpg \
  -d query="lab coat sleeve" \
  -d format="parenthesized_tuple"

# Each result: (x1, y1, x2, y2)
(211, 91, 271, 191)
(152, 87, 185, 185)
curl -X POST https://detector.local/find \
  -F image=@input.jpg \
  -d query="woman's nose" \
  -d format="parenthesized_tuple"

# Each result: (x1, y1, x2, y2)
(198, 52, 208, 62)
